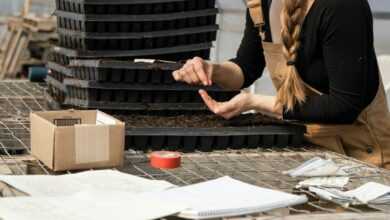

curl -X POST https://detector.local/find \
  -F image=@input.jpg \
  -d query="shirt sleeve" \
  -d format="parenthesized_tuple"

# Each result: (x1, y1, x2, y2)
(230, 10, 266, 88)
(283, 0, 378, 124)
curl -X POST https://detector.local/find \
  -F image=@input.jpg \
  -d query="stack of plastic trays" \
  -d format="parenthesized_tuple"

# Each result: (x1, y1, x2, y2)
(54, 0, 218, 59)
(45, 51, 72, 106)
(63, 59, 239, 111)
(46, 0, 220, 110)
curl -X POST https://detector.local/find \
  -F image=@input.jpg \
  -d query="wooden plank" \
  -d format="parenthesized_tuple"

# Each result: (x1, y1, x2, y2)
(24, 16, 56, 32)
(22, 0, 32, 18)
(250, 213, 390, 220)
(0, 28, 22, 79)
(0, 26, 16, 60)
(7, 17, 23, 29)
(1, 29, 22, 78)
(7, 32, 29, 78)
(0, 30, 12, 53)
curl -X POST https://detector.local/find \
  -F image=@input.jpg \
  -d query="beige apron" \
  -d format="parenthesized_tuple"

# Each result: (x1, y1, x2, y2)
(247, 0, 390, 168)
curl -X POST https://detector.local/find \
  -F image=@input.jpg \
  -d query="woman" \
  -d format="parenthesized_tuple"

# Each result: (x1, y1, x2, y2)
(173, 0, 390, 168)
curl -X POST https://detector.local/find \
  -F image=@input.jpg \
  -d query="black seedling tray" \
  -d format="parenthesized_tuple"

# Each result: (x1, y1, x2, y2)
(49, 49, 72, 66)
(58, 24, 218, 39)
(51, 46, 211, 66)
(125, 126, 306, 152)
(56, 9, 217, 33)
(45, 60, 71, 106)
(47, 61, 73, 82)
(121, 113, 306, 151)
(63, 79, 239, 111)
(65, 99, 212, 111)
(70, 59, 182, 84)
(46, 82, 67, 105)
(44, 90, 64, 110)
(58, 26, 217, 51)
(55, 0, 216, 15)
(63, 78, 236, 92)
(53, 44, 211, 60)
(46, 75, 67, 93)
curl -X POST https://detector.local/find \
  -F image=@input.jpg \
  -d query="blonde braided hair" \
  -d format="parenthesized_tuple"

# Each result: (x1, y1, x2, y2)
(278, 0, 309, 111)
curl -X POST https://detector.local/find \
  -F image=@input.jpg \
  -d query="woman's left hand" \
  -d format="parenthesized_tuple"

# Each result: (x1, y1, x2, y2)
(199, 90, 255, 120)
(199, 89, 283, 120)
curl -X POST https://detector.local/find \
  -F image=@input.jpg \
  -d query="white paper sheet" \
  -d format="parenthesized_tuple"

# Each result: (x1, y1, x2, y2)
(0, 170, 175, 196)
(152, 176, 308, 219)
(0, 190, 187, 220)
(309, 182, 390, 205)
(96, 111, 117, 125)
(309, 187, 353, 203)
(297, 177, 350, 189)
(283, 157, 347, 177)
(344, 182, 390, 204)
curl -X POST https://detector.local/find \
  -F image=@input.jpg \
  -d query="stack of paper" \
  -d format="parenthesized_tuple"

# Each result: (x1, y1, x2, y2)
(284, 157, 352, 189)
(0, 170, 174, 196)
(0, 190, 186, 220)
(0, 170, 184, 220)
(0, 171, 309, 220)
(153, 176, 308, 219)
(309, 182, 390, 205)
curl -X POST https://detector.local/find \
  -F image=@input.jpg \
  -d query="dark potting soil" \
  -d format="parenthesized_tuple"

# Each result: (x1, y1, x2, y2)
(118, 113, 289, 128)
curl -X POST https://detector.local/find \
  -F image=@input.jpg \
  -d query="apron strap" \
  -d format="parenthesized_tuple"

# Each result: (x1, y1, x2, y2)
(246, 0, 266, 40)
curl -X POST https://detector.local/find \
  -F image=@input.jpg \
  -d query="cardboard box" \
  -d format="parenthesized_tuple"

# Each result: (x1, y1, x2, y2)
(30, 110, 125, 171)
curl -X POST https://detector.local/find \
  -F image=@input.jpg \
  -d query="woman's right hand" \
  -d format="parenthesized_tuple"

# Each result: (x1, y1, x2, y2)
(172, 57, 214, 86)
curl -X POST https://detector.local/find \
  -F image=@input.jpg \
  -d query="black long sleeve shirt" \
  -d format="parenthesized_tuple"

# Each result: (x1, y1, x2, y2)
(230, 0, 380, 124)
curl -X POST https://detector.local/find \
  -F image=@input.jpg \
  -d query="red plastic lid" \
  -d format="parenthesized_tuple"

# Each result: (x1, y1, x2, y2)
(150, 151, 181, 169)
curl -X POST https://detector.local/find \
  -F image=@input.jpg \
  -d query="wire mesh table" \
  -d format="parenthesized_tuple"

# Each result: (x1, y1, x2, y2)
(0, 80, 390, 219)
(0, 81, 49, 174)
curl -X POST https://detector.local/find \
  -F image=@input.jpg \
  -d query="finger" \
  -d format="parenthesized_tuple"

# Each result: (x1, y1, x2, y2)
(214, 95, 242, 118)
(184, 63, 200, 85)
(179, 70, 193, 84)
(220, 93, 250, 118)
(199, 90, 219, 113)
(172, 70, 181, 81)
(215, 101, 236, 115)
(208, 72, 212, 86)
(205, 63, 213, 86)
(221, 110, 240, 120)
(181, 64, 193, 84)
(192, 57, 209, 86)
(194, 57, 212, 85)
(200, 90, 236, 116)
(184, 59, 192, 65)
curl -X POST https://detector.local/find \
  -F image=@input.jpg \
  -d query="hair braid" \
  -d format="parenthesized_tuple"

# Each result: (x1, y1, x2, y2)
(278, 0, 308, 111)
